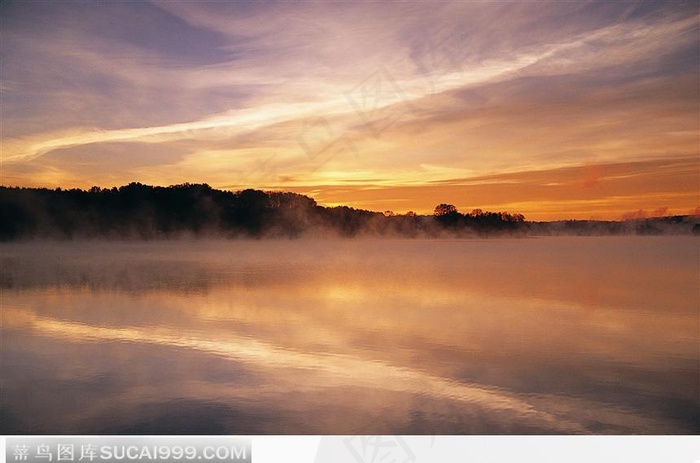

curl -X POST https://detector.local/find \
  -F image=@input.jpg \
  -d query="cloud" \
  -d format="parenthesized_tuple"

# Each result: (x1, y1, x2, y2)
(281, 157, 699, 220)
(1, 1, 698, 218)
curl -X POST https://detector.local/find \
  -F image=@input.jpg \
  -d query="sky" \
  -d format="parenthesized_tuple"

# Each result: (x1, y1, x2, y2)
(1, 0, 698, 220)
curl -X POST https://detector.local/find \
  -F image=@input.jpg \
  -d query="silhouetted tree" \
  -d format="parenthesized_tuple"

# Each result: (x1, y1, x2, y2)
(433, 203, 462, 229)
(434, 204, 458, 216)
(4, 183, 691, 240)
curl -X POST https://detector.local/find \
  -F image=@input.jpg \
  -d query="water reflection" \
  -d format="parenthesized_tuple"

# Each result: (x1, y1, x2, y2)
(1, 238, 698, 434)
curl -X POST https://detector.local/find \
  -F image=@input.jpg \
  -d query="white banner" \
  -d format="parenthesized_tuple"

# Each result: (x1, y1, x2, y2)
(3, 436, 699, 463)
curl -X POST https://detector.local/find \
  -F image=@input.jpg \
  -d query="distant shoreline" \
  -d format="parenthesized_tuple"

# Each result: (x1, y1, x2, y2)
(1, 184, 698, 240)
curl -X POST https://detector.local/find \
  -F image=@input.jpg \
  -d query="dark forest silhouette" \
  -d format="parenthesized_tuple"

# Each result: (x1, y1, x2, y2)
(0, 183, 696, 240)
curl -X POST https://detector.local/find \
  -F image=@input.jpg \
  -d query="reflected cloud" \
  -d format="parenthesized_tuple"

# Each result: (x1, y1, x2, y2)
(1, 239, 697, 433)
(3, 306, 686, 434)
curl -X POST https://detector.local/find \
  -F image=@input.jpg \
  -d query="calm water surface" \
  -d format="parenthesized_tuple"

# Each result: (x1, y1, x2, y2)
(1, 237, 698, 434)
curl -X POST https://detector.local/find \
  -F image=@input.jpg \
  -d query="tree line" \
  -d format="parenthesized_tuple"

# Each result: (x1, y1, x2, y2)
(2, 183, 696, 240)
(0, 183, 527, 240)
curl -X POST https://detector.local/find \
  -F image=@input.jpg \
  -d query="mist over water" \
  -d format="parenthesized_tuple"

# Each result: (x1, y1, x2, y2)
(1, 237, 698, 434)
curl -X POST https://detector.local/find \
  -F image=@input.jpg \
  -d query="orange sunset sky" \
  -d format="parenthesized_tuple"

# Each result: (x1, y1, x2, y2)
(1, 1, 698, 220)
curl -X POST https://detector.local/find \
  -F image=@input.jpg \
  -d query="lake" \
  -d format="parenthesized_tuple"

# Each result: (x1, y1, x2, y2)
(1, 237, 698, 434)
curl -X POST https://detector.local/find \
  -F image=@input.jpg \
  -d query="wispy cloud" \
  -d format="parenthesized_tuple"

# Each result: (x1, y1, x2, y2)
(1, 1, 697, 218)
